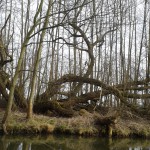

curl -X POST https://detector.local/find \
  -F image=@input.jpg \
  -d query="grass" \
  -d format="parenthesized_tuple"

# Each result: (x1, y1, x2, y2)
(5, 111, 99, 136)
(54, 115, 98, 135)
(1, 110, 150, 138)
(6, 112, 55, 134)
(113, 117, 150, 138)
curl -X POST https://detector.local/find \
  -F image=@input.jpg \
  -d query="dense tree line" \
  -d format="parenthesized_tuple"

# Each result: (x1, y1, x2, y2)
(0, 0, 149, 129)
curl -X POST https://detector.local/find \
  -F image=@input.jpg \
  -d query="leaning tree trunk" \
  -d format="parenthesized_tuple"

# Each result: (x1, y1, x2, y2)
(2, 0, 44, 132)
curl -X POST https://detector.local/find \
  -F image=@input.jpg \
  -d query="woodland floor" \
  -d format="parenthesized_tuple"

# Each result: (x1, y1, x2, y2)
(0, 108, 150, 138)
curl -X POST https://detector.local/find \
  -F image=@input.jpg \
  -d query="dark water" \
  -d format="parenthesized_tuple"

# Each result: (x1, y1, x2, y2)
(0, 134, 150, 150)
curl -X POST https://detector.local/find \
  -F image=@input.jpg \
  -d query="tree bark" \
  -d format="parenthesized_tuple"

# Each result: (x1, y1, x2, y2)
(33, 100, 74, 117)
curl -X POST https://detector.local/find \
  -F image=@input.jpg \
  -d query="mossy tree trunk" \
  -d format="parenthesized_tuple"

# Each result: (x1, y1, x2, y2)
(27, 0, 53, 120)
(2, 0, 44, 132)
(33, 100, 74, 117)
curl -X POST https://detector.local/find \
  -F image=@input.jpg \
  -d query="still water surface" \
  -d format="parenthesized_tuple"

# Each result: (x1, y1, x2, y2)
(0, 134, 150, 150)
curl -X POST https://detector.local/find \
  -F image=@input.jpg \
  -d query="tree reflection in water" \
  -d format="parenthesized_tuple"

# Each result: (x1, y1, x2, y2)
(0, 135, 150, 150)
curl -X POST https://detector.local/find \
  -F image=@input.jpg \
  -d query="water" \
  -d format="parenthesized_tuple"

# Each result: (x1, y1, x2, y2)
(0, 134, 150, 150)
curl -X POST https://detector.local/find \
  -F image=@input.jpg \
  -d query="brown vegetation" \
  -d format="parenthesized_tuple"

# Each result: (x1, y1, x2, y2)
(0, 109, 149, 138)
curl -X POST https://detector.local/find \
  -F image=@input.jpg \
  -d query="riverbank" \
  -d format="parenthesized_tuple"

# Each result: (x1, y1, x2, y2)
(1, 109, 150, 138)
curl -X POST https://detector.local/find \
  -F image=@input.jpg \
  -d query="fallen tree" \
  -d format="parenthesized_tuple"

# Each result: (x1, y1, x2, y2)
(1, 69, 150, 117)
(0, 19, 149, 118)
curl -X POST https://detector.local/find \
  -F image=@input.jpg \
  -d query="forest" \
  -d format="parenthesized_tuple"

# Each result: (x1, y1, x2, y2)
(0, 0, 150, 135)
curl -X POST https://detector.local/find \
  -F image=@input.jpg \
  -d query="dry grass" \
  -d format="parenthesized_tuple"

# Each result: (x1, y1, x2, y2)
(55, 115, 98, 135)
(5, 111, 99, 136)
(7, 111, 55, 134)
(2, 110, 150, 138)
(113, 117, 150, 138)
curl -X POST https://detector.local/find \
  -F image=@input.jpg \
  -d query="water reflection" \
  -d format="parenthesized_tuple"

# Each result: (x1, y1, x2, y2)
(0, 135, 150, 150)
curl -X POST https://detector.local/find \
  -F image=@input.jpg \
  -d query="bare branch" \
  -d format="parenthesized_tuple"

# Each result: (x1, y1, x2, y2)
(1, 14, 11, 35)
